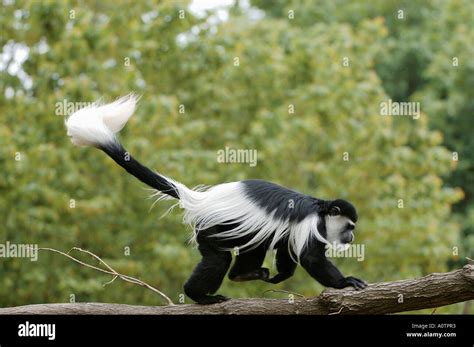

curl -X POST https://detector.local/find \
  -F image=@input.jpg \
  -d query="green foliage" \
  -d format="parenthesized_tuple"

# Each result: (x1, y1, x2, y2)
(413, 0, 474, 271)
(252, 0, 473, 313)
(0, 0, 469, 314)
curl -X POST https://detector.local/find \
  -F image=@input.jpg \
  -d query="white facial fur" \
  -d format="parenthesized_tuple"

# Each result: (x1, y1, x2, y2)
(325, 215, 355, 244)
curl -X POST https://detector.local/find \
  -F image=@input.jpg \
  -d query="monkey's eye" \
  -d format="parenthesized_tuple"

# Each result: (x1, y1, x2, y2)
(329, 206, 341, 216)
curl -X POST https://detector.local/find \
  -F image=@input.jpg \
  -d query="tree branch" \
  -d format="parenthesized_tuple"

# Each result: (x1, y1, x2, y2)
(1, 265, 473, 315)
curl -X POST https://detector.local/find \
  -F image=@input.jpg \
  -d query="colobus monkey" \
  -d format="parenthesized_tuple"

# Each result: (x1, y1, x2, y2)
(65, 95, 367, 304)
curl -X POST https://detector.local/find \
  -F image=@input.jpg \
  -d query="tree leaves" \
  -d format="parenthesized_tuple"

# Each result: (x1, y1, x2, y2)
(0, 0, 469, 313)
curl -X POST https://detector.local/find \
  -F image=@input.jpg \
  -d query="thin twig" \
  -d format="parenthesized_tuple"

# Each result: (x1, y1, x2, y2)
(36, 247, 174, 305)
(68, 247, 120, 288)
(329, 306, 345, 315)
(69, 247, 116, 272)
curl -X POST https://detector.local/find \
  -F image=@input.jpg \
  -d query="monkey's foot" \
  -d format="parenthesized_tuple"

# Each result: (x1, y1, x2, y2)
(230, 268, 269, 282)
(195, 294, 230, 305)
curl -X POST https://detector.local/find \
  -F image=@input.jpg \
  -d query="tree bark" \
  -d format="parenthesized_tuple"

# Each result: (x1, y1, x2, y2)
(1, 265, 473, 315)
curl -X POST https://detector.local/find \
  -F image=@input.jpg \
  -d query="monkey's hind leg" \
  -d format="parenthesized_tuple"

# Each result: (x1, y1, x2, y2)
(184, 242, 232, 305)
(228, 244, 269, 282)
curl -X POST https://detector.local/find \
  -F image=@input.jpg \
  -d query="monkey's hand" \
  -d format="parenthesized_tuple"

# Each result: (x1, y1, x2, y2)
(343, 276, 367, 290)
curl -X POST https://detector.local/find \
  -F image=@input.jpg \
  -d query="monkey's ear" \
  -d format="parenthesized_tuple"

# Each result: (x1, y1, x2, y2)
(329, 206, 341, 216)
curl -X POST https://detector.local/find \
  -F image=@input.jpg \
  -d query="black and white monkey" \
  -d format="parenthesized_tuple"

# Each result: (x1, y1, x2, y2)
(65, 95, 367, 305)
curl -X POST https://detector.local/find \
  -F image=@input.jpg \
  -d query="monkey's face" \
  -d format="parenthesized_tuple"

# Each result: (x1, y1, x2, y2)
(324, 199, 358, 245)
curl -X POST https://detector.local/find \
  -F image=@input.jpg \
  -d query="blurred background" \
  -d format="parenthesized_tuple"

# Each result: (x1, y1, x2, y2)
(1, 0, 472, 313)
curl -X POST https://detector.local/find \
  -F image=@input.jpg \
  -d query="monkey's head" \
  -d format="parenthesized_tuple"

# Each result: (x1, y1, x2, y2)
(324, 199, 358, 245)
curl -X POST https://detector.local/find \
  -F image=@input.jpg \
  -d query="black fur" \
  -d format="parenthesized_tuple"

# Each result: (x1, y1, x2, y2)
(329, 199, 358, 223)
(264, 246, 297, 284)
(242, 179, 326, 222)
(300, 239, 366, 289)
(184, 229, 232, 304)
(100, 141, 180, 199)
(97, 146, 367, 304)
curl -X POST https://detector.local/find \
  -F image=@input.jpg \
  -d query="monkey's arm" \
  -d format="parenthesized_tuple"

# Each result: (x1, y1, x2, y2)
(300, 253, 367, 290)
(264, 247, 297, 284)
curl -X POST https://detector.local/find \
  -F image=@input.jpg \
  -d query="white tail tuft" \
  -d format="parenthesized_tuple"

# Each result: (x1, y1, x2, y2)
(65, 94, 139, 147)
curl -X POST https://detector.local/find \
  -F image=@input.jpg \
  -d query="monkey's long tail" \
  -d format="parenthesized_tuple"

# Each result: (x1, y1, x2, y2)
(64, 94, 181, 199)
